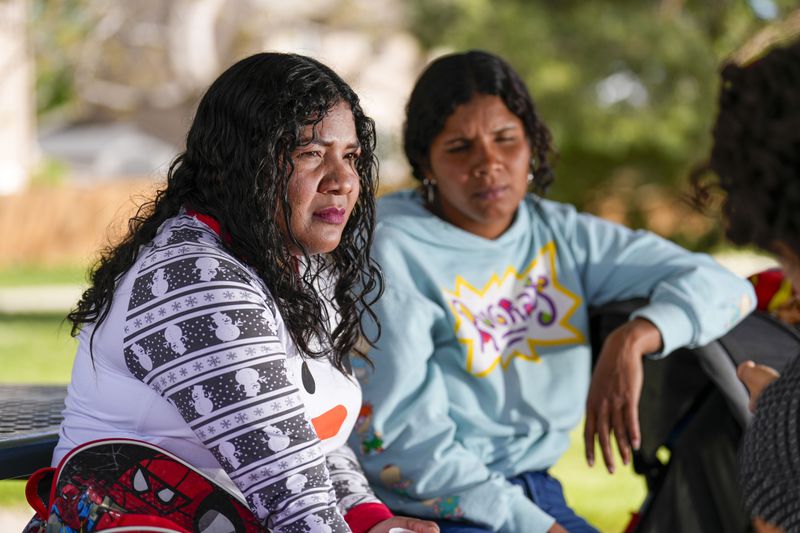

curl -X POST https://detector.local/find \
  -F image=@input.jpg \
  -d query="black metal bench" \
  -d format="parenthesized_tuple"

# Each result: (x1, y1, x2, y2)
(0, 384, 67, 479)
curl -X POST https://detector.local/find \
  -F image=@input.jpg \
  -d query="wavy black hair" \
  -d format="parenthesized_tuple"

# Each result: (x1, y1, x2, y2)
(403, 50, 556, 195)
(692, 39, 800, 257)
(68, 52, 383, 372)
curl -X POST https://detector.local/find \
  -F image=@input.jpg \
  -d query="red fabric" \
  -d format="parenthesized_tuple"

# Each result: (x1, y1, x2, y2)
(623, 511, 641, 533)
(114, 514, 192, 532)
(344, 502, 394, 533)
(749, 268, 791, 311)
(25, 467, 55, 519)
(186, 209, 232, 245)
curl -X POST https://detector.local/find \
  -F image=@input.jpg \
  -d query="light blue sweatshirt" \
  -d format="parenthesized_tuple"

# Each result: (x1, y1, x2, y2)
(349, 190, 755, 532)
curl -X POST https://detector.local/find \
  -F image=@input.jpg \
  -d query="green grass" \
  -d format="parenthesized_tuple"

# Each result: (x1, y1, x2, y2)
(0, 311, 645, 531)
(552, 429, 647, 532)
(0, 263, 86, 287)
(0, 313, 75, 510)
(0, 481, 26, 507)
(0, 313, 76, 383)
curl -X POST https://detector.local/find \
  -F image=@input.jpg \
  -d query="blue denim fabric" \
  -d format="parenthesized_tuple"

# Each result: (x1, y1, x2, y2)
(430, 471, 599, 533)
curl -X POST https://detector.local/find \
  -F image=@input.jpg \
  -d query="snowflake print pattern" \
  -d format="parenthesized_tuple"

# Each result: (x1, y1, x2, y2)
(118, 215, 363, 532)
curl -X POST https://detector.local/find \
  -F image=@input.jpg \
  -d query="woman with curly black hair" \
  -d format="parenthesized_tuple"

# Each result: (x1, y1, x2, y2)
(40, 52, 438, 533)
(695, 39, 800, 533)
(349, 50, 755, 532)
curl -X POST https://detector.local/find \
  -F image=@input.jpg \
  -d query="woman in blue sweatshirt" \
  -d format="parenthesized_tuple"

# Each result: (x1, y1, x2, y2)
(348, 50, 756, 532)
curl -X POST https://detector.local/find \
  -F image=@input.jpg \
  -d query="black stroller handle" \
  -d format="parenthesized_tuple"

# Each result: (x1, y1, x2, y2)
(693, 342, 751, 428)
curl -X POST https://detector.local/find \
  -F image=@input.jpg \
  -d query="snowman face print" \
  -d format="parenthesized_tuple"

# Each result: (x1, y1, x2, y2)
(235, 368, 263, 397)
(218, 440, 241, 469)
(191, 385, 214, 416)
(163, 324, 187, 355)
(150, 268, 170, 297)
(210, 311, 241, 342)
(262, 425, 291, 452)
(260, 310, 277, 334)
(195, 257, 220, 282)
(293, 359, 348, 441)
(286, 473, 308, 494)
(304, 514, 331, 533)
(251, 493, 269, 520)
(130, 342, 153, 371)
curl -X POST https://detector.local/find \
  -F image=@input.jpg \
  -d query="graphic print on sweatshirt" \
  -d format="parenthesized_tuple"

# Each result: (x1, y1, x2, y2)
(119, 215, 360, 533)
(444, 241, 584, 377)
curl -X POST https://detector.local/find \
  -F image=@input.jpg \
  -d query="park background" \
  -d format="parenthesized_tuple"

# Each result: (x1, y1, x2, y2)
(1, 0, 798, 530)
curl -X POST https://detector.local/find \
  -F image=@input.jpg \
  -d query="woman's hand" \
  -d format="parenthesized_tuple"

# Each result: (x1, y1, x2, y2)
(366, 516, 439, 533)
(753, 516, 786, 533)
(547, 523, 569, 533)
(584, 318, 662, 473)
(737, 361, 780, 412)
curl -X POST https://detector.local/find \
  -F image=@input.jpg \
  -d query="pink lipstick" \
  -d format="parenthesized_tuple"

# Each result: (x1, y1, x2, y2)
(314, 207, 346, 224)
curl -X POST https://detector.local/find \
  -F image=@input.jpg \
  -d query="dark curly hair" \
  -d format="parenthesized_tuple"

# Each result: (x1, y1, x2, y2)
(403, 50, 556, 195)
(693, 39, 800, 257)
(68, 52, 383, 373)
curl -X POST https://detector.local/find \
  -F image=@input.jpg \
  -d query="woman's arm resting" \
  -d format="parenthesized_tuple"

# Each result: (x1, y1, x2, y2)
(584, 318, 662, 472)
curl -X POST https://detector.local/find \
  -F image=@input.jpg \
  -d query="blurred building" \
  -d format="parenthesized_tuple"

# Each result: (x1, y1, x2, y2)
(23, 0, 426, 188)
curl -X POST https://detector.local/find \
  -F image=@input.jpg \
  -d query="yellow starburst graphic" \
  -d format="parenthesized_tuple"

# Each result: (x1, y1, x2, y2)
(443, 241, 584, 377)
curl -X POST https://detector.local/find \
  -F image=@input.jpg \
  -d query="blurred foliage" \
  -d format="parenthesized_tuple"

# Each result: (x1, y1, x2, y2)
(30, 0, 97, 118)
(27, 0, 800, 249)
(29, 157, 69, 187)
(409, 0, 798, 249)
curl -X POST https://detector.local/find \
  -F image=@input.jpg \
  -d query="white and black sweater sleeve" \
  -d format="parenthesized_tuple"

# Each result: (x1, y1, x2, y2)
(122, 231, 350, 533)
(327, 444, 384, 515)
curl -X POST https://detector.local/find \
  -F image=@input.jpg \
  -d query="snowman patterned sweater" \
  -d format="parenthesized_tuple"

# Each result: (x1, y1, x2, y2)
(53, 211, 391, 533)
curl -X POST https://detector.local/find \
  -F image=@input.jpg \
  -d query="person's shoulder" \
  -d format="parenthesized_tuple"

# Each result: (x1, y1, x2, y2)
(129, 215, 263, 302)
(523, 195, 584, 232)
(525, 195, 578, 217)
(528, 195, 631, 234)
(374, 189, 431, 241)
(376, 189, 425, 221)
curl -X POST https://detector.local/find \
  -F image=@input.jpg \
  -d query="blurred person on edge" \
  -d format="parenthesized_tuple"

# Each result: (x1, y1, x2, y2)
(694, 39, 800, 533)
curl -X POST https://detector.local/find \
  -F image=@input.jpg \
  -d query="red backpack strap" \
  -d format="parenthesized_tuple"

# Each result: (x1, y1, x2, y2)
(112, 513, 191, 532)
(25, 466, 56, 520)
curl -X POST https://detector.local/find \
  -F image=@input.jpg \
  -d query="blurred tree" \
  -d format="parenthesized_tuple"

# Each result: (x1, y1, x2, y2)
(409, 0, 798, 248)
(0, 0, 36, 194)
(30, 0, 97, 118)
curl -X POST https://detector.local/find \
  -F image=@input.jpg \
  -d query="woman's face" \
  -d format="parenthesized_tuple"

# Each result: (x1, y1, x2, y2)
(283, 101, 361, 255)
(425, 94, 531, 240)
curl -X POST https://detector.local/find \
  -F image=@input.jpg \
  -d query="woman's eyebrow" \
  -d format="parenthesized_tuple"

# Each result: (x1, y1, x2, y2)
(442, 136, 468, 146)
(309, 137, 361, 149)
(493, 124, 520, 134)
(297, 137, 361, 151)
